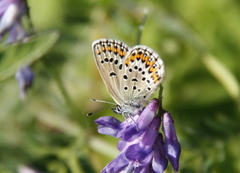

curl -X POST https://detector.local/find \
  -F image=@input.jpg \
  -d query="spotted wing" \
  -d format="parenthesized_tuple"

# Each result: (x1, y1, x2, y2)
(118, 45, 165, 106)
(92, 38, 130, 105)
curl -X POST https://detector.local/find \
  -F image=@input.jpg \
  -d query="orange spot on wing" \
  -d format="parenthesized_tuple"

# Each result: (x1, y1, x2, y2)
(130, 54, 137, 61)
(149, 66, 157, 73)
(146, 60, 154, 66)
(137, 53, 142, 60)
(107, 46, 112, 51)
(125, 57, 130, 66)
(141, 55, 148, 62)
(114, 47, 119, 54)
(152, 73, 160, 83)
(125, 54, 137, 66)
(120, 50, 125, 57)
(96, 50, 101, 55)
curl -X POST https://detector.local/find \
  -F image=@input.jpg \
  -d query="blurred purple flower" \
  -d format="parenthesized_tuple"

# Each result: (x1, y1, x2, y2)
(15, 65, 34, 99)
(95, 99, 181, 173)
(0, 0, 28, 43)
(0, 0, 34, 98)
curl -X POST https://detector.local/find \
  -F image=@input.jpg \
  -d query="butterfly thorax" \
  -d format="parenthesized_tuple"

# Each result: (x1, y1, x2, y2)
(114, 102, 143, 119)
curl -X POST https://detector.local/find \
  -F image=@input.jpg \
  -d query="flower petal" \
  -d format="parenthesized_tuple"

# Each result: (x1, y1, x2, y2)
(125, 144, 152, 166)
(137, 99, 159, 131)
(15, 65, 34, 99)
(95, 116, 122, 137)
(140, 117, 161, 152)
(101, 153, 131, 173)
(5, 21, 27, 43)
(117, 140, 127, 151)
(97, 125, 119, 137)
(152, 134, 168, 173)
(0, 3, 19, 34)
(162, 112, 181, 172)
(117, 124, 143, 142)
(95, 116, 122, 128)
(133, 165, 151, 173)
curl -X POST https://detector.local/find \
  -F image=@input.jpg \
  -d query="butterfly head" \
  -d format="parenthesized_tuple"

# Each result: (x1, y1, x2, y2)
(113, 102, 143, 119)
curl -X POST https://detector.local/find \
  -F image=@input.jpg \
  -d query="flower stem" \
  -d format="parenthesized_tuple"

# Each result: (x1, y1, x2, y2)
(157, 85, 164, 117)
(50, 67, 90, 129)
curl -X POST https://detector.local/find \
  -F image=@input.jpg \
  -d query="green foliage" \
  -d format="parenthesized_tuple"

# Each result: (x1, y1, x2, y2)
(0, 0, 240, 172)
(0, 31, 59, 83)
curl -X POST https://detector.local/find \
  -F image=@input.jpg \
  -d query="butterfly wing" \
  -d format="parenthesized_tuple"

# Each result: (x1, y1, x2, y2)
(92, 38, 165, 112)
(92, 38, 130, 105)
(119, 45, 165, 107)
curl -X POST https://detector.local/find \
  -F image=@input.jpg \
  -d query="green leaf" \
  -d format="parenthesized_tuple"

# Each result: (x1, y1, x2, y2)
(203, 53, 240, 101)
(0, 30, 59, 83)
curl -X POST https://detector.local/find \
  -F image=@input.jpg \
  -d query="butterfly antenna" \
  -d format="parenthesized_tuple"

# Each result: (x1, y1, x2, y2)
(87, 105, 115, 116)
(87, 98, 117, 116)
(90, 98, 117, 105)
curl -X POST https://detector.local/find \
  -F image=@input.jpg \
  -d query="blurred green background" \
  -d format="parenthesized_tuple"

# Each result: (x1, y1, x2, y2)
(0, 0, 240, 172)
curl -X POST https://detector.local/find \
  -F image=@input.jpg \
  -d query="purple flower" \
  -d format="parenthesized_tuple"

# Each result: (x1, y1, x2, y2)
(0, 0, 35, 98)
(15, 65, 34, 99)
(0, 0, 28, 43)
(162, 111, 181, 172)
(95, 99, 181, 173)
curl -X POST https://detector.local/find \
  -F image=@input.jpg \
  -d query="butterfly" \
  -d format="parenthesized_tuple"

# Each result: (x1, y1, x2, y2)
(92, 38, 165, 118)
